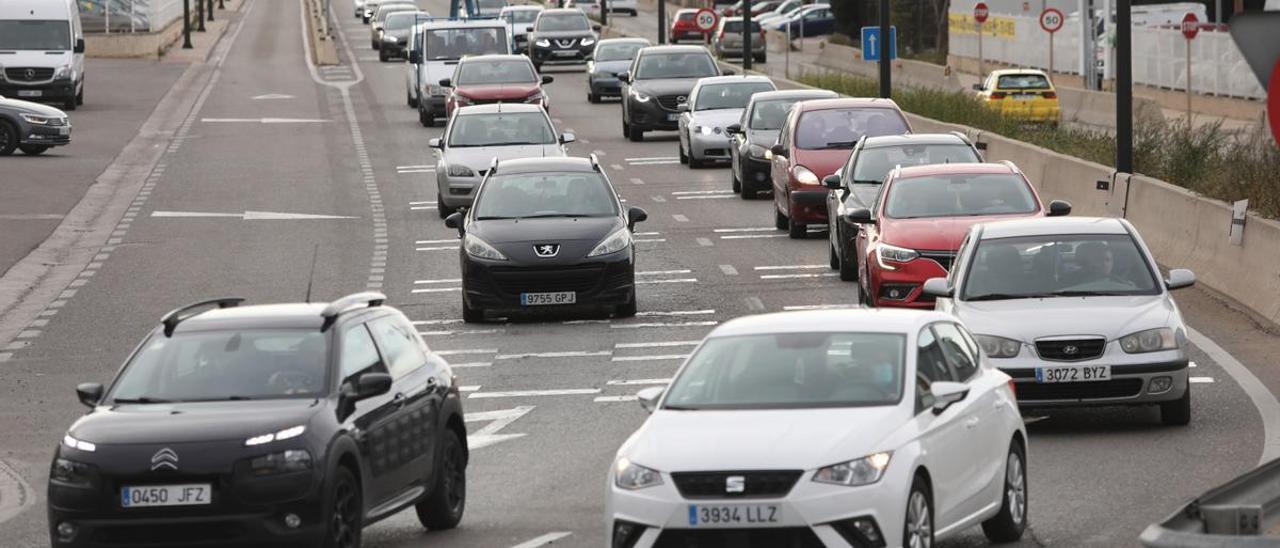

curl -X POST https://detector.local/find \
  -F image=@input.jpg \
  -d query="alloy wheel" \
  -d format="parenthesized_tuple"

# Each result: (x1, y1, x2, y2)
(906, 490, 933, 548)
(330, 477, 359, 548)
(1006, 451, 1027, 526)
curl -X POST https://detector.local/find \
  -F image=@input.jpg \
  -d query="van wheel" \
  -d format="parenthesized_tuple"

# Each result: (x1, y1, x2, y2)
(19, 145, 49, 156)
(982, 440, 1028, 543)
(76, 86, 84, 106)
(322, 466, 362, 548)
(1160, 383, 1191, 426)
(416, 429, 466, 530)
(904, 478, 934, 548)
(0, 122, 18, 156)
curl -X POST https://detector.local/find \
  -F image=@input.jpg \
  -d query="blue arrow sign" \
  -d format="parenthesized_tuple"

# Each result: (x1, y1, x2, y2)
(860, 26, 898, 62)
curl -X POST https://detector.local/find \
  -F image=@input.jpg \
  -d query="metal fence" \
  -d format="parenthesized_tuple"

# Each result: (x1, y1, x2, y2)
(78, 0, 184, 34)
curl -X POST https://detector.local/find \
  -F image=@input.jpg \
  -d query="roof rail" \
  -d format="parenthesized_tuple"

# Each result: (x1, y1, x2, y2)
(161, 298, 245, 337)
(320, 292, 387, 331)
(998, 160, 1022, 174)
(947, 130, 973, 143)
(589, 153, 602, 172)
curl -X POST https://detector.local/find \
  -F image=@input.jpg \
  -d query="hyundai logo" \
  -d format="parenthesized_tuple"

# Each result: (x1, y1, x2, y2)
(725, 475, 745, 493)
(1062, 345, 1079, 355)
(24, 68, 36, 80)
(150, 448, 179, 471)
(534, 243, 560, 258)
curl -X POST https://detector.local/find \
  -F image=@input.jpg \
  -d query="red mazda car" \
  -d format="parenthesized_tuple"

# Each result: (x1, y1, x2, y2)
(443, 54, 553, 119)
(770, 98, 910, 238)
(850, 161, 1072, 308)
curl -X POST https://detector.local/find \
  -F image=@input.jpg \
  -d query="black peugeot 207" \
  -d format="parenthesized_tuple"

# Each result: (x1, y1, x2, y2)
(445, 156, 648, 322)
(47, 293, 468, 548)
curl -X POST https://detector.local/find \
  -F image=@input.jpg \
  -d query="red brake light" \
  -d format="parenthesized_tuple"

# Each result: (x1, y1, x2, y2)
(1042, 91, 1057, 99)
(1008, 379, 1017, 400)
(989, 92, 1007, 100)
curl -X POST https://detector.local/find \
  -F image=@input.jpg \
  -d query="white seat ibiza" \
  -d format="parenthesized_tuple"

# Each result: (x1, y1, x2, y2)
(605, 309, 1028, 548)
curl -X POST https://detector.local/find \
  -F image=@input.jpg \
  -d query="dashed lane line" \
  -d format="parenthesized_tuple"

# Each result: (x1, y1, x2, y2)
(607, 378, 672, 385)
(509, 532, 574, 548)
(611, 321, 719, 329)
(755, 265, 828, 270)
(470, 389, 601, 399)
(611, 354, 689, 362)
(496, 350, 612, 360)
(760, 272, 840, 280)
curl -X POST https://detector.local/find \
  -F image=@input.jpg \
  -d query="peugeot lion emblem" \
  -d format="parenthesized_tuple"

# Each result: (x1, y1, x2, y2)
(725, 475, 745, 493)
(25, 68, 37, 80)
(534, 243, 560, 258)
(1062, 345, 1079, 355)
(151, 448, 179, 471)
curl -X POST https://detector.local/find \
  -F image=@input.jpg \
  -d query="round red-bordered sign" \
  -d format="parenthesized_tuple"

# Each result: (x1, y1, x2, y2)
(1040, 8, 1064, 33)
(974, 2, 989, 24)
(694, 8, 718, 32)
(1181, 12, 1199, 40)
(1268, 58, 1279, 146)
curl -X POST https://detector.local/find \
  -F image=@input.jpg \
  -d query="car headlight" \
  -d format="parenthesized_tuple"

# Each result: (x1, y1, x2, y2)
(792, 165, 820, 185)
(1119, 328, 1177, 354)
(877, 242, 919, 265)
(383, 35, 398, 43)
(975, 335, 1022, 358)
(694, 125, 714, 135)
(588, 227, 632, 257)
(748, 144, 768, 158)
(614, 457, 663, 490)
(249, 449, 313, 476)
(535, 38, 551, 47)
(62, 433, 97, 452)
(51, 458, 94, 486)
(813, 452, 892, 486)
(526, 91, 544, 103)
(428, 84, 447, 96)
(464, 233, 508, 260)
(629, 88, 651, 102)
(447, 164, 475, 177)
(54, 65, 72, 79)
(581, 37, 596, 47)
(244, 425, 307, 447)
(21, 113, 56, 125)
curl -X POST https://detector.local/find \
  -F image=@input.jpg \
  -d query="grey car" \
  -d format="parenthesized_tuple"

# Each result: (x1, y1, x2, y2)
(726, 89, 836, 198)
(619, 45, 724, 142)
(676, 75, 775, 168)
(586, 38, 649, 103)
(0, 94, 70, 156)
(430, 103, 573, 216)
(711, 17, 767, 63)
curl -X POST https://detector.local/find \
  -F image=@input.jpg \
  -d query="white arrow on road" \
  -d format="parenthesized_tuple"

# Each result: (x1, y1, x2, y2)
(151, 210, 358, 220)
(251, 93, 296, 100)
(465, 406, 534, 450)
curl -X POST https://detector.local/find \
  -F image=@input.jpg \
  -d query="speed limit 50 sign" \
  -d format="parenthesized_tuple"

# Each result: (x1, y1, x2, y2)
(694, 8, 718, 32)
(1040, 8, 1064, 33)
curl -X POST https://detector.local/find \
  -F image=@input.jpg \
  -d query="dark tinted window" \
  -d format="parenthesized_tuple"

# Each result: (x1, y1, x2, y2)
(932, 323, 978, 382)
(448, 112, 556, 147)
(422, 28, 508, 59)
(456, 59, 537, 85)
(537, 13, 591, 31)
(883, 173, 1038, 219)
(795, 108, 909, 149)
(850, 144, 980, 185)
(695, 82, 775, 111)
(997, 74, 1052, 90)
(722, 20, 762, 32)
(0, 21, 71, 50)
(474, 172, 618, 219)
(594, 41, 647, 62)
(635, 52, 718, 79)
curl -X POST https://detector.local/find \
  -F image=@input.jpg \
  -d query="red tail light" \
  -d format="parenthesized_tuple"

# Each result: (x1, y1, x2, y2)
(989, 92, 1007, 100)
(1042, 91, 1057, 99)
(718, 29, 725, 40)
(1008, 379, 1018, 400)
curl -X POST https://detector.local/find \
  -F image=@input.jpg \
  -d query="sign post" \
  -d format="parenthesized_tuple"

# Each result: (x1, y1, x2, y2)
(974, 2, 989, 78)
(1181, 13, 1199, 124)
(1040, 8, 1063, 76)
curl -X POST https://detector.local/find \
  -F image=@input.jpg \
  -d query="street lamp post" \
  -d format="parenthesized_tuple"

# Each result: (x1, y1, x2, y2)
(207, 0, 215, 21)
(197, 0, 206, 32)
(658, 0, 666, 43)
(742, 0, 753, 71)
(878, 0, 890, 98)
(182, 0, 194, 48)
(1116, 0, 1132, 174)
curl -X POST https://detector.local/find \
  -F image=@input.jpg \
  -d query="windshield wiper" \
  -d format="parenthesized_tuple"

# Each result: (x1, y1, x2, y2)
(475, 215, 515, 220)
(660, 405, 700, 411)
(820, 140, 859, 149)
(852, 179, 881, 185)
(966, 293, 1055, 301)
(486, 141, 550, 147)
(520, 213, 592, 219)
(111, 396, 175, 404)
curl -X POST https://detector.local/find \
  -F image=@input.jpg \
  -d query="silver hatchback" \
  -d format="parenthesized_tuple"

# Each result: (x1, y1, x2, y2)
(711, 17, 766, 63)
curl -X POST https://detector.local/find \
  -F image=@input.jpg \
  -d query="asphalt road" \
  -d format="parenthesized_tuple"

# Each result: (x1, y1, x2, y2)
(0, 1, 1272, 547)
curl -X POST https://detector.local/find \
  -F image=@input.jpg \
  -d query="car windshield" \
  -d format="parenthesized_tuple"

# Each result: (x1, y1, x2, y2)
(635, 52, 718, 79)
(594, 41, 646, 62)
(108, 330, 329, 403)
(662, 332, 906, 410)
(695, 82, 775, 111)
(884, 173, 1038, 219)
(421, 28, 508, 60)
(961, 234, 1161, 300)
(385, 13, 422, 31)
(0, 21, 71, 50)
(677, 12, 696, 22)
(722, 20, 762, 32)
(851, 144, 981, 184)
(997, 74, 1051, 90)
(474, 172, 618, 219)
(448, 111, 556, 147)
(796, 108, 909, 149)
(537, 13, 590, 31)
(503, 9, 541, 23)
(749, 98, 804, 130)
(456, 59, 536, 85)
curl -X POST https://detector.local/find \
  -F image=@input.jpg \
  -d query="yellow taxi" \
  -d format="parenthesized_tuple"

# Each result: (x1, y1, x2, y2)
(973, 69, 1061, 124)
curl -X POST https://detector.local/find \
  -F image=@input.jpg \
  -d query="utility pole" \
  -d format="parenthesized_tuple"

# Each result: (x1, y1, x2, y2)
(1116, 0, 1132, 173)
(197, 0, 206, 32)
(658, 0, 666, 43)
(207, 0, 215, 21)
(878, 0, 890, 98)
(743, 0, 753, 71)
(182, 0, 193, 48)
(601, 0, 608, 27)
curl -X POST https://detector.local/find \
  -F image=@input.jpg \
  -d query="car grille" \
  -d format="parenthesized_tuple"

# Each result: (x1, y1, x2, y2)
(554, 38, 578, 48)
(1035, 338, 1106, 361)
(919, 250, 956, 272)
(5, 67, 55, 82)
(655, 527, 824, 548)
(490, 264, 605, 294)
(1015, 378, 1144, 401)
(670, 470, 802, 499)
(656, 94, 684, 111)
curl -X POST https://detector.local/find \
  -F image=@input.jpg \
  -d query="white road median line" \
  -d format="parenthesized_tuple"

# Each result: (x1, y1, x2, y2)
(495, 350, 612, 360)
(469, 405, 535, 450)
(409, 201, 438, 205)
(615, 341, 700, 348)
(636, 270, 691, 275)
(1190, 377, 1216, 384)
(760, 273, 840, 280)
(719, 264, 739, 275)
(612, 321, 719, 329)
(417, 246, 458, 251)
(415, 239, 458, 245)
(420, 329, 503, 336)
(755, 265, 829, 270)
(1188, 327, 1280, 465)
(413, 319, 463, 326)
(636, 238, 667, 243)
(636, 278, 698, 284)
(470, 389, 601, 399)
(607, 378, 673, 385)
(451, 362, 493, 368)
(611, 354, 689, 362)
(509, 532, 574, 548)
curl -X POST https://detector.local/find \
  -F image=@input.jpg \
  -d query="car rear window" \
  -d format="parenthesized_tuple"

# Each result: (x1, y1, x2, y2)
(594, 41, 646, 62)
(997, 74, 1052, 90)
(677, 12, 696, 21)
(795, 108, 909, 150)
(722, 20, 762, 33)
(883, 173, 1038, 219)
(456, 59, 537, 85)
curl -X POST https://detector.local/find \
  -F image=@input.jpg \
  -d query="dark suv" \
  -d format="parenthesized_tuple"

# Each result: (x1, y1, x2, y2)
(526, 9, 600, 71)
(618, 45, 724, 142)
(47, 293, 468, 548)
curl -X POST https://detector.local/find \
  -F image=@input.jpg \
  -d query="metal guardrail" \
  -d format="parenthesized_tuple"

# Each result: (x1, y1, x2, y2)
(1140, 457, 1280, 547)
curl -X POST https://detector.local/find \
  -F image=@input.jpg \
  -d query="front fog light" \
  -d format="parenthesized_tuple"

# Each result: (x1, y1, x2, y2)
(56, 521, 77, 539)
(284, 513, 302, 529)
(1148, 376, 1173, 394)
(612, 519, 646, 548)
(830, 516, 885, 547)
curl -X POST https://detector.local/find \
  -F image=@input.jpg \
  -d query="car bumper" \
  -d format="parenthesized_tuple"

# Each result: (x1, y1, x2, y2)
(381, 41, 407, 56)
(989, 101, 1061, 123)
(738, 155, 771, 188)
(21, 123, 72, 147)
(530, 47, 592, 64)
(866, 254, 949, 308)
(1001, 358, 1190, 407)
(420, 94, 447, 117)
(714, 41, 766, 57)
(671, 30, 709, 42)
(0, 79, 76, 102)
(438, 172, 482, 209)
(786, 188, 829, 224)
(628, 99, 679, 131)
(590, 75, 622, 96)
(461, 252, 635, 313)
(689, 132, 733, 161)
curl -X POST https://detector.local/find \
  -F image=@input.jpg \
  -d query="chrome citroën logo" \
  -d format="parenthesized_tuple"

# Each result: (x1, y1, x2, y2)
(725, 475, 745, 493)
(534, 243, 560, 257)
(1062, 345, 1080, 355)
(151, 448, 179, 471)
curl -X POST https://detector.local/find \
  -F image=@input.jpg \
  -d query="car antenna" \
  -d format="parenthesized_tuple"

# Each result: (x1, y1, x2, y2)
(304, 244, 320, 303)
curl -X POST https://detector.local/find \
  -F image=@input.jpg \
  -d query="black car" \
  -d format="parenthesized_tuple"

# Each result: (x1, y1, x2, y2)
(526, 9, 600, 71)
(618, 45, 725, 142)
(725, 89, 836, 199)
(444, 156, 648, 322)
(821, 132, 984, 280)
(47, 293, 468, 548)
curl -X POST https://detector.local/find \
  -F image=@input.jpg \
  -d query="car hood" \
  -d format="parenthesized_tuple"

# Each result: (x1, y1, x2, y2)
(591, 59, 631, 76)
(455, 83, 540, 99)
(689, 108, 744, 130)
(444, 144, 564, 168)
(2, 50, 73, 72)
(748, 129, 780, 147)
(69, 399, 323, 445)
(471, 217, 623, 261)
(955, 294, 1176, 341)
(630, 77, 704, 97)
(622, 407, 904, 471)
(881, 213, 1040, 251)
(793, 148, 855, 179)
(0, 95, 66, 117)
(530, 30, 596, 40)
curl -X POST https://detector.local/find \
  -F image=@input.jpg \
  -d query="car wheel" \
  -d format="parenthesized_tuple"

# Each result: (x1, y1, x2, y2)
(533, 62, 542, 72)
(461, 296, 483, 323)
(407, 90, 416, 107)
(416, 429, 467, 530)
(774, 207, 787, 230)
(437, 193, 453, 219)
(838, 244, 858, 281)
(861, 279, 875, 307)
(904, 477, 934, 548)
(379, 50, 388, 62)
(322, 466, 362, 548)
(982, 440, 1028, 543)
(588, 91, 599, 103)
(622, 120, 631, 138)
(731, 168, 741, 193)
(629, 128, 644, 142)
(76, 85, 84, 106)
(615, 289, 637, 318)
(829, 244, 839, 269)
(1160, 383, 1192, 426)
(678, 140, 689, 164)
(63, 96, 76, 111)
(0, 122, 18, 156)
(419, 108, 433, 127)
(19, 145, 49, 156)
(787, 217, 806, 239)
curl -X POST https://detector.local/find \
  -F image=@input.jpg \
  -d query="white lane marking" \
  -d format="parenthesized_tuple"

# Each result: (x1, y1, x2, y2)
(719, 264, 739, 275)
(451, 362, 493, 368)
(414, 278, 462, 284)
(760, 272, 840, 280)
(721, 234, 786, 239)
(696, 237, 713, 247)
(745, 296, 766, 312)
(612, 321, 719, 329)
(495, 350, 612, 360)
(593, 149, 607, 156)
(201, 117, 330, 123)
(411, 287, 461, 294)
(636, 310, 714, 316)
(636, 278, 698, 284)
(251, 93, 295, 100)
(672, 190, 733, 195)
(607, 378, 672, 385)
(677, 194, 736, 200)
(468, 406, 535, 450)
(0, 214, 63, 220)
(399, 165, 434, 169)
(594, 395, 639, 402)
(637, 270, 692, 275)
(152, 210, 357, 220)
(417, 245, 458, 251)
(409, 201, 438, 205)
(1190, 377, 1216, 384)
(673, 214, 689, 222)
(610, 163, 626, 171)
(411, 205, 438, 210)
(509, 532, 574, 548)
(470, 389, 601, 399)
(636, 238, 667, 243)
(652, 195, 667, 203)
(615, 341, 699, 348)
(1188, 328, 1280, 464)
(611, 354, 689, 362)
(626, 156, 680, 161)
(629, 160, 681, 165)
(459, 385, 481, 392)
(436, 348, 498, 355)
(1190, 361, 1197, 368)
(631, 178, 645, 185)
(755, 265, 829, 270)
(783, 304, 857, 311)
(420, 329, 503, 336)
(635, 232, 662, 236)
(415, 239, 457, 245)
(714, 227, 774, 233)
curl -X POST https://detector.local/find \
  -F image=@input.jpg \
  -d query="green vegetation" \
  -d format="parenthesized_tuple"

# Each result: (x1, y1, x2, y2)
(800, 71, 1280, 219)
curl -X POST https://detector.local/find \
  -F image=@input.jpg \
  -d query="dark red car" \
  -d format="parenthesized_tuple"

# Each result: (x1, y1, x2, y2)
(770, 98, 911, 238)
(849, 161, 1071, 308)
(670, 9, 711, 43)
(442, 55, 553, 119)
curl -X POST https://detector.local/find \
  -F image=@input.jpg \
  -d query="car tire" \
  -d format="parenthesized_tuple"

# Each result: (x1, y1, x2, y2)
(533, 62, 543, 72)
(904, 477, 934, 548)
(19, 145, 49, 156)
(0, 121, 18, 156)
(76, 85, 84, 106)
(679, 140, 689, 164)
(419, 108, 434, 127)
(63, 96, 76, 111)
(774, 207, 787, 230)
(982, 440, 1028, 543)
(622, 120, 631, 138)
(588, 92, 598, 103)
(408, 91, 418, 108)
(1160, 383, 1192, 426)
(629, 128, 644, 142)
(379, 50, 388, 62)
(416, 429, 467, 530)
(829, 244, 839, 269)
(731, 168, 741, 193)
(437, 193, 453, 219)
(322, 466, 362, 548)
(838, 245, 857, 281)
(787, 217, 806, 239)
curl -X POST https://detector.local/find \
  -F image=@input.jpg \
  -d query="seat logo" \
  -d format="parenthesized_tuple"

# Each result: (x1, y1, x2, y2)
(150, 448, 179, 471)
(1062, 345, 1079, 355)
(534, 243, 560, 257)
(725, 475, 745, 493)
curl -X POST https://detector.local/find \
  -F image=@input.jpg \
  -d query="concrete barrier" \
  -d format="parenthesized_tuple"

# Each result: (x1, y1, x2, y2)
(85, 14, 187, 58)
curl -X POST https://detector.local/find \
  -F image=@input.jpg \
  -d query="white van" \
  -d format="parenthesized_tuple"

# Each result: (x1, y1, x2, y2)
(0, 0, 85, 111)
(404, 18, 510, 127)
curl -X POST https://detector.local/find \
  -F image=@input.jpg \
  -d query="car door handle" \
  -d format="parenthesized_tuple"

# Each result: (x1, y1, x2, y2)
(964, 417, 980, 429)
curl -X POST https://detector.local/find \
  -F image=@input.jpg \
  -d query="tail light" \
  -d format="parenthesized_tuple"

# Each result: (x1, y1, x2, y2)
(718, 29, 725, 40)
(989, 92, 1007, 100)
(1008, 379, 1018, 400)
(1042, 91, 1057, 99)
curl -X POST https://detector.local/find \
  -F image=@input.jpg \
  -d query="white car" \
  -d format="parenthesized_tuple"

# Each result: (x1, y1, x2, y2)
(925, 216, 1197, 425)
(607, 309, 1028, 548)
(500, 4, 543, 51)
(677, 75, 776, 168)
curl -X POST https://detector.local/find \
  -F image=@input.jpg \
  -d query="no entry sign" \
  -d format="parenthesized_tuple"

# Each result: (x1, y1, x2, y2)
(974, 2, 989, 24)
(1181, 12, 1199, 41)
(1040, 8, 1063, 33)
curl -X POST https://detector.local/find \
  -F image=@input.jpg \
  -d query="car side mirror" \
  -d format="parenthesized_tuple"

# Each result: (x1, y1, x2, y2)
(76, 382, 103, 408)
(615, 71, 630, 83)
(428, 138, 443, 149)
(593, 24, 602, 32)
(974, 141, 988, 151)
(352, 372, 393, 401)
(769, 144, 787, 158)
(74, 38, 85, 54)
(438, 78, 452, 87)
(676, 102, 688, 112)
(541, 75, 555, 84)
(972, 83, 984, 91)
(725, 123, 741, 135)
(444, 212, 464, 232)
(845, 207, 872, 224)
(526, 25, 535, 32)
(409, 50, 423, 63)
(722, 69, 736, 75)
(636, 386, 663, 413)
(822, 173, 841, 189)
(1047, 199, 1072, 217)
(1165, 268, 1196, 290)
(921, 277, 952, 298)
(627, 206, 648, 229)
(930, 381, 969, 415)
(560, 132, 576, 144)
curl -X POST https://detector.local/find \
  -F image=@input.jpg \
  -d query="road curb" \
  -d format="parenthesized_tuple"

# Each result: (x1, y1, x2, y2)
(0, 458, 34, 525)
